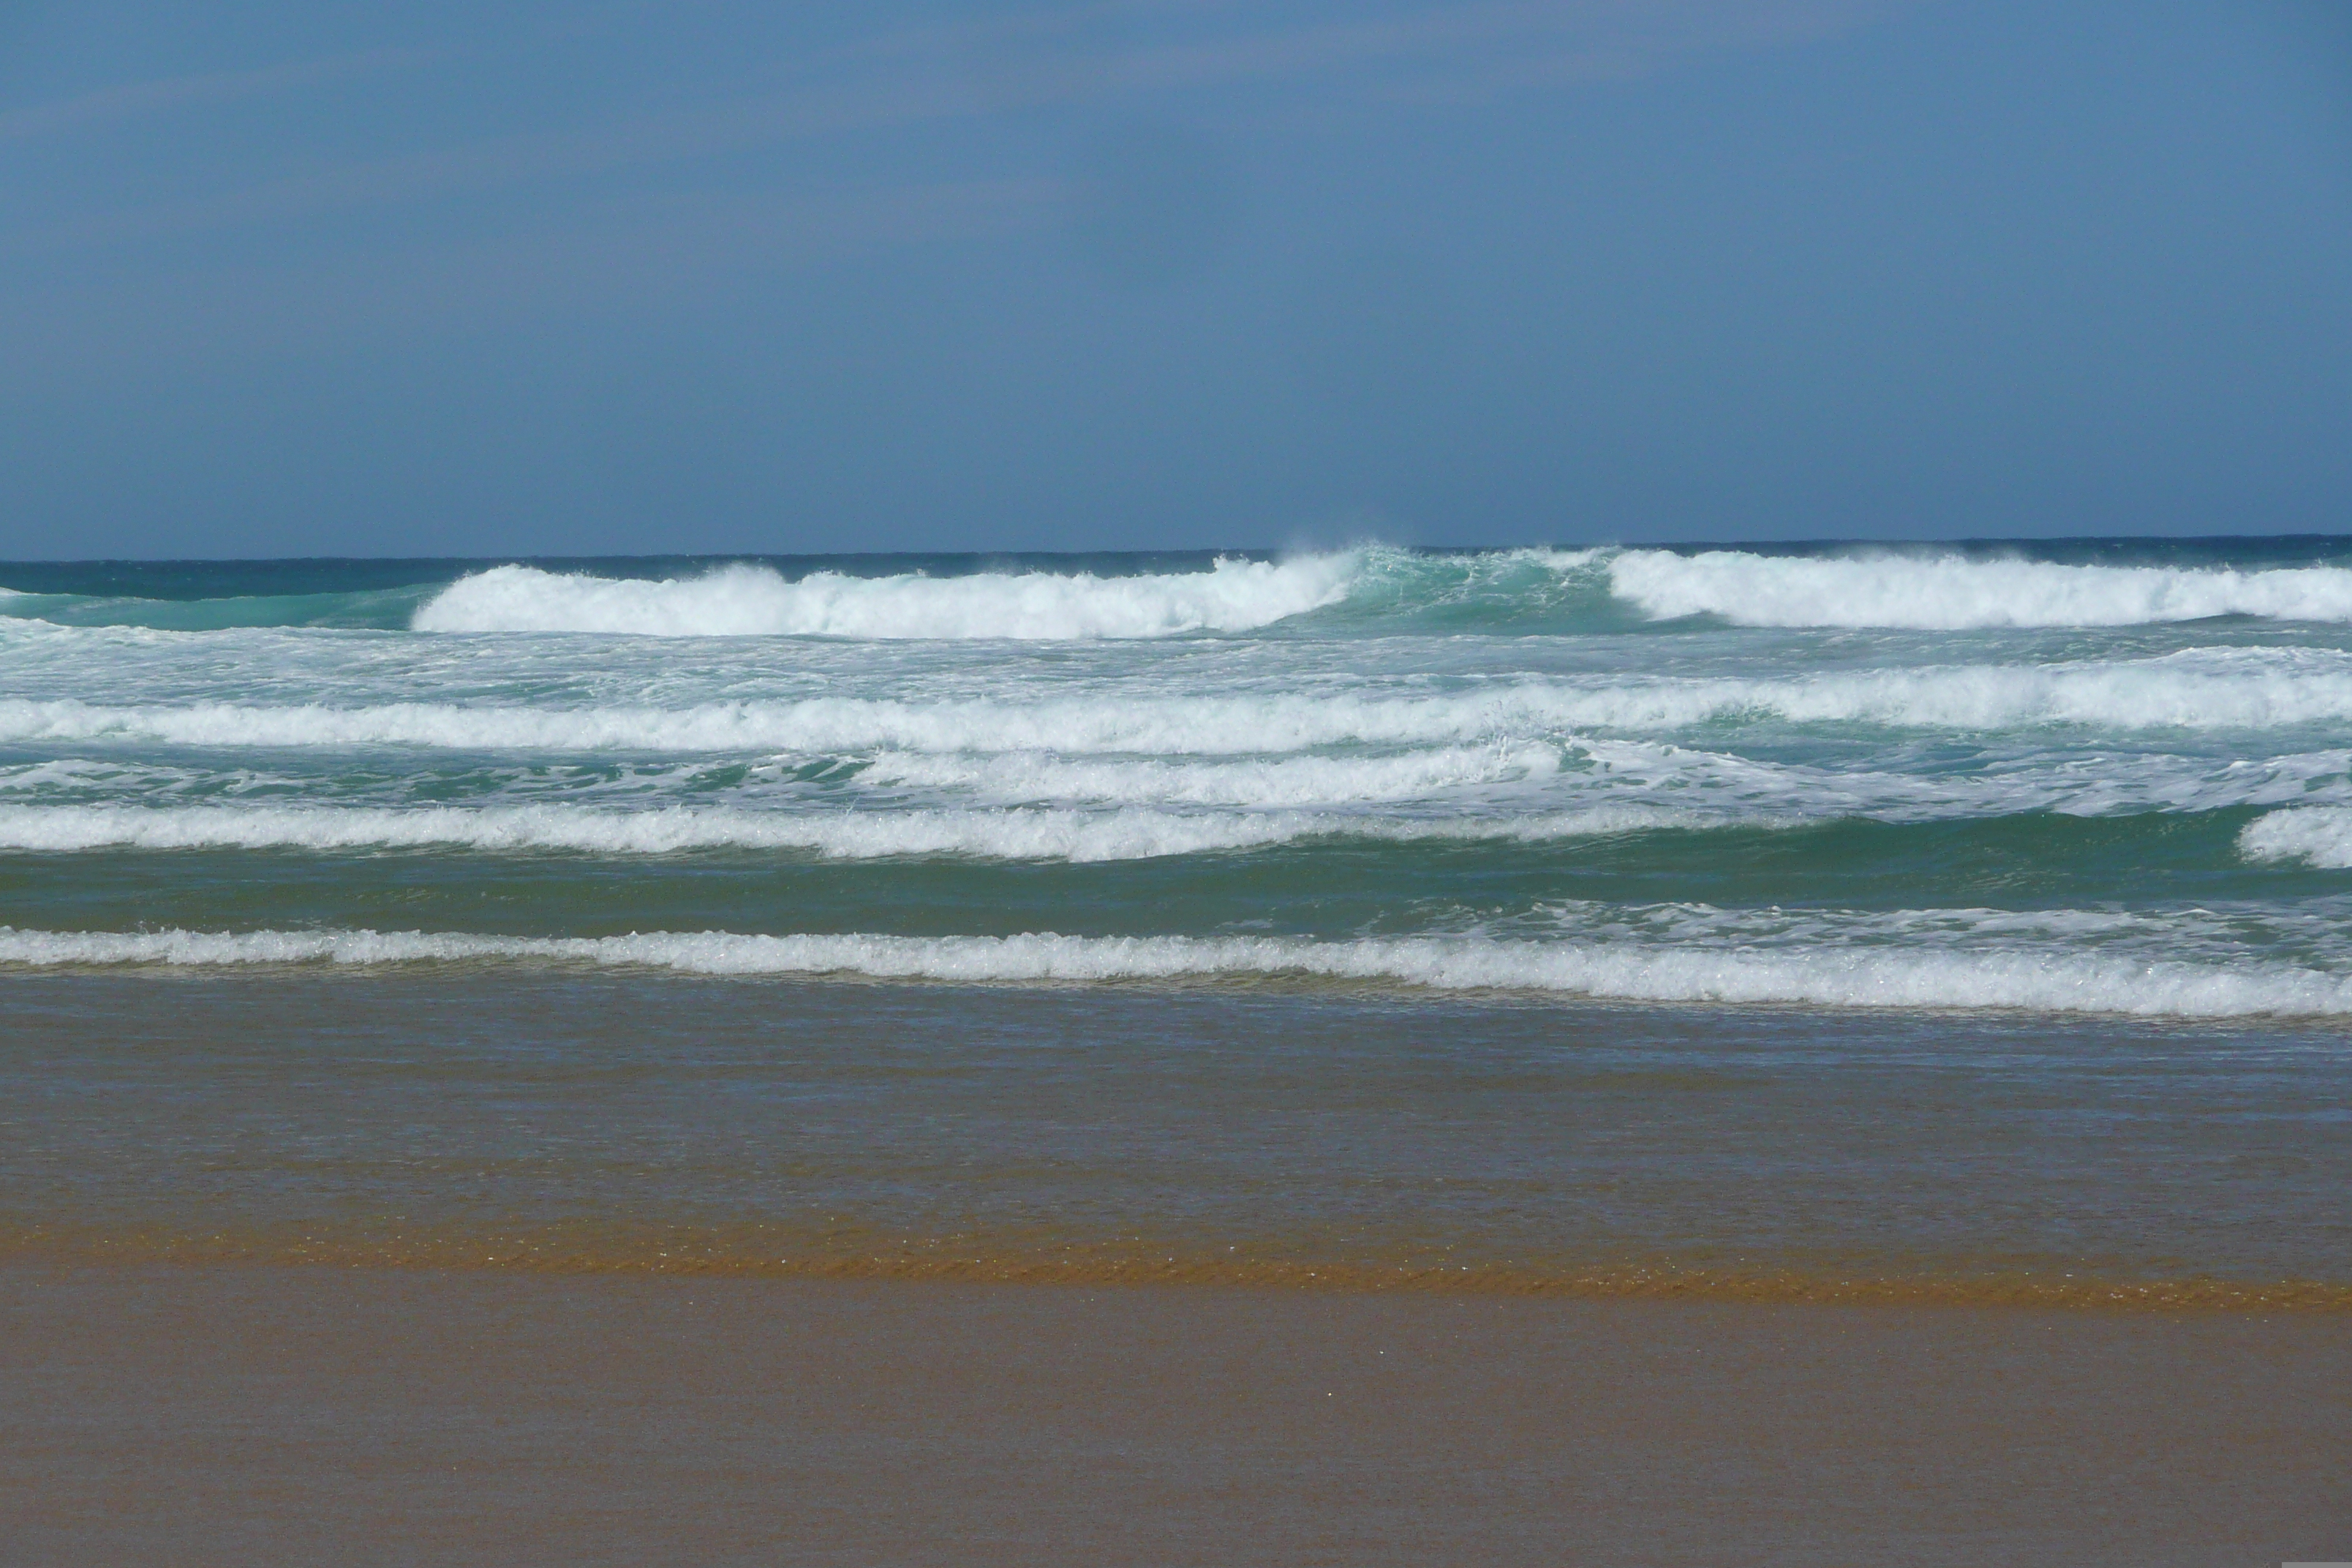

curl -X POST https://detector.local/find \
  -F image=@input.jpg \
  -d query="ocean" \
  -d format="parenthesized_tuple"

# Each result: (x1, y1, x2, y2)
(4, 538, 2350, 1303)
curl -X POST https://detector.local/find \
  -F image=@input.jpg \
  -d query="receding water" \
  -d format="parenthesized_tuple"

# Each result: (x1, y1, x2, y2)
(4, 973, 2347, 1301)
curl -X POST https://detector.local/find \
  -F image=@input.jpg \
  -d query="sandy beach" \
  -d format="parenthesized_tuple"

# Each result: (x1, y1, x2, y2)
(13, 0, 2352, 1560)
(4, 1262, 2345, 1567)
(7, 973, 2349, 1561)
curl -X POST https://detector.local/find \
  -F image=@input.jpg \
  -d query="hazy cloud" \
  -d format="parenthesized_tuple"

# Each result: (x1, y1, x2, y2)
(5, 0, 2345, 557)
(4, 1, 1904, 257)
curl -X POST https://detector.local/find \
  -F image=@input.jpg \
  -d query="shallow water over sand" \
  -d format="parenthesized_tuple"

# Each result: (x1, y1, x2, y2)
(10, 1266, 2347, 1567)
(7, 973, 2345, 1304)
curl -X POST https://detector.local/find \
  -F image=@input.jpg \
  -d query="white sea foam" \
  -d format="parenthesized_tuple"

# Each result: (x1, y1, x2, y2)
(0, 692, 1580, 755)
(1607, 550, 2352, 629)
(412, 557, 1358, 639)
(2239, 807, 2352, 870)
(8, 652, 2352, 761)
(0, 802, 1695, 861)
(0, 739, 2334, 830)
(0, 758, 146, 791)
(1501, 652, 2352, 733)
(855, 745, 1566, 804)
(18, 547, 2352, 638)
(2, 923, 2344, 1017)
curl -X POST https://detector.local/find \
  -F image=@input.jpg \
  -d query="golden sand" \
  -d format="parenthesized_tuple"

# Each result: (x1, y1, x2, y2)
(6, 1262, 2348, 1565)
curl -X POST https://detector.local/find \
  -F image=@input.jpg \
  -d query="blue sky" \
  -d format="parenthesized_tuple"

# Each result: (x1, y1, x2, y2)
(3, 0, 2348, 557)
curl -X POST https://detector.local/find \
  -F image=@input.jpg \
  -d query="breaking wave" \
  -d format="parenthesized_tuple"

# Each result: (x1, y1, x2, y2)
(412, 557, 1360, 639)
(12, 650, 2352, 757)
(4, 921, 2348, 1017)
(0, 802, 1692, 861)
(18, 543, 2352, 638)
(2240, 807, 2352, 870)
(408, 547, 2352, 640)
(1606, 549, 2352, 628)
(13, 540, 2352, 639)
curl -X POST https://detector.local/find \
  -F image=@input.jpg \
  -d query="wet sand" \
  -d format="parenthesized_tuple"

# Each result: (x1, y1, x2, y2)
(13, 973, 2352, 1299)
(4, 1264, 2346, 1567)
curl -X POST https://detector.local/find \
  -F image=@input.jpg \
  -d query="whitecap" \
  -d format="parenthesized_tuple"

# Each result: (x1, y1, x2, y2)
(2239, 806, 2352, 870)
(412, 556, 1360, 639)
(0, 802, 1700, 862)
(1607, 549, 2352, 629)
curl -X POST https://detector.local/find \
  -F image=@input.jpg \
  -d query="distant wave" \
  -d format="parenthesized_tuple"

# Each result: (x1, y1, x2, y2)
(0, 585, 432, 634)
(13, 544, 2352, 638)
(412, 549, 2352, 640)
(0, 802, 1697, 861)
(1607, 550, 2352, 628)
(412, 557, 1358, 638)
(5, 922, 2348, 1017)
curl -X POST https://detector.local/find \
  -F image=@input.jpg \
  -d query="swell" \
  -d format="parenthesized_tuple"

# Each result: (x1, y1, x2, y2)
(0, 586, 434, 632)
(10, 813, 2327, 946)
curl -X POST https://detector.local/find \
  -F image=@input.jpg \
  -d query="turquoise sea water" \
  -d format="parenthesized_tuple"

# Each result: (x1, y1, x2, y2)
(8, 538, 2352, 1294)
(6, 537, 2352, 1015)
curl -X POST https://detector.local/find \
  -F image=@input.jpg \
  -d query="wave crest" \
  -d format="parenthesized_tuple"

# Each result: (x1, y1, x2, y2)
(20, 544, 2352, 637)
(412, 556, 1358, 639)
(13, 650, 2352, 760)
(2239, 807, 2352, 870)
(4, 923, 2347, 1017)
(1607, 550, 2352, 629)
(402, 548, 2352, 638)
(0, 802, 1690, 862)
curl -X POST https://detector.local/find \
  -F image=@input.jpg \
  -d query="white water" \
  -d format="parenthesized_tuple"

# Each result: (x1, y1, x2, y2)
(3, 728, 2341, 838)
(11, 544, 2352, 1022)
(393, 549, 2352, 641)
(413, 557, 1358, 639)
(11, 650, 2352, 759)
(1607, 550, 2352, 628)
(5, 919, 2348, 1017)
(0, 802, 1704, 860)
(2240, 806, 2352, 870)
(13, 545, 2352, 644)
